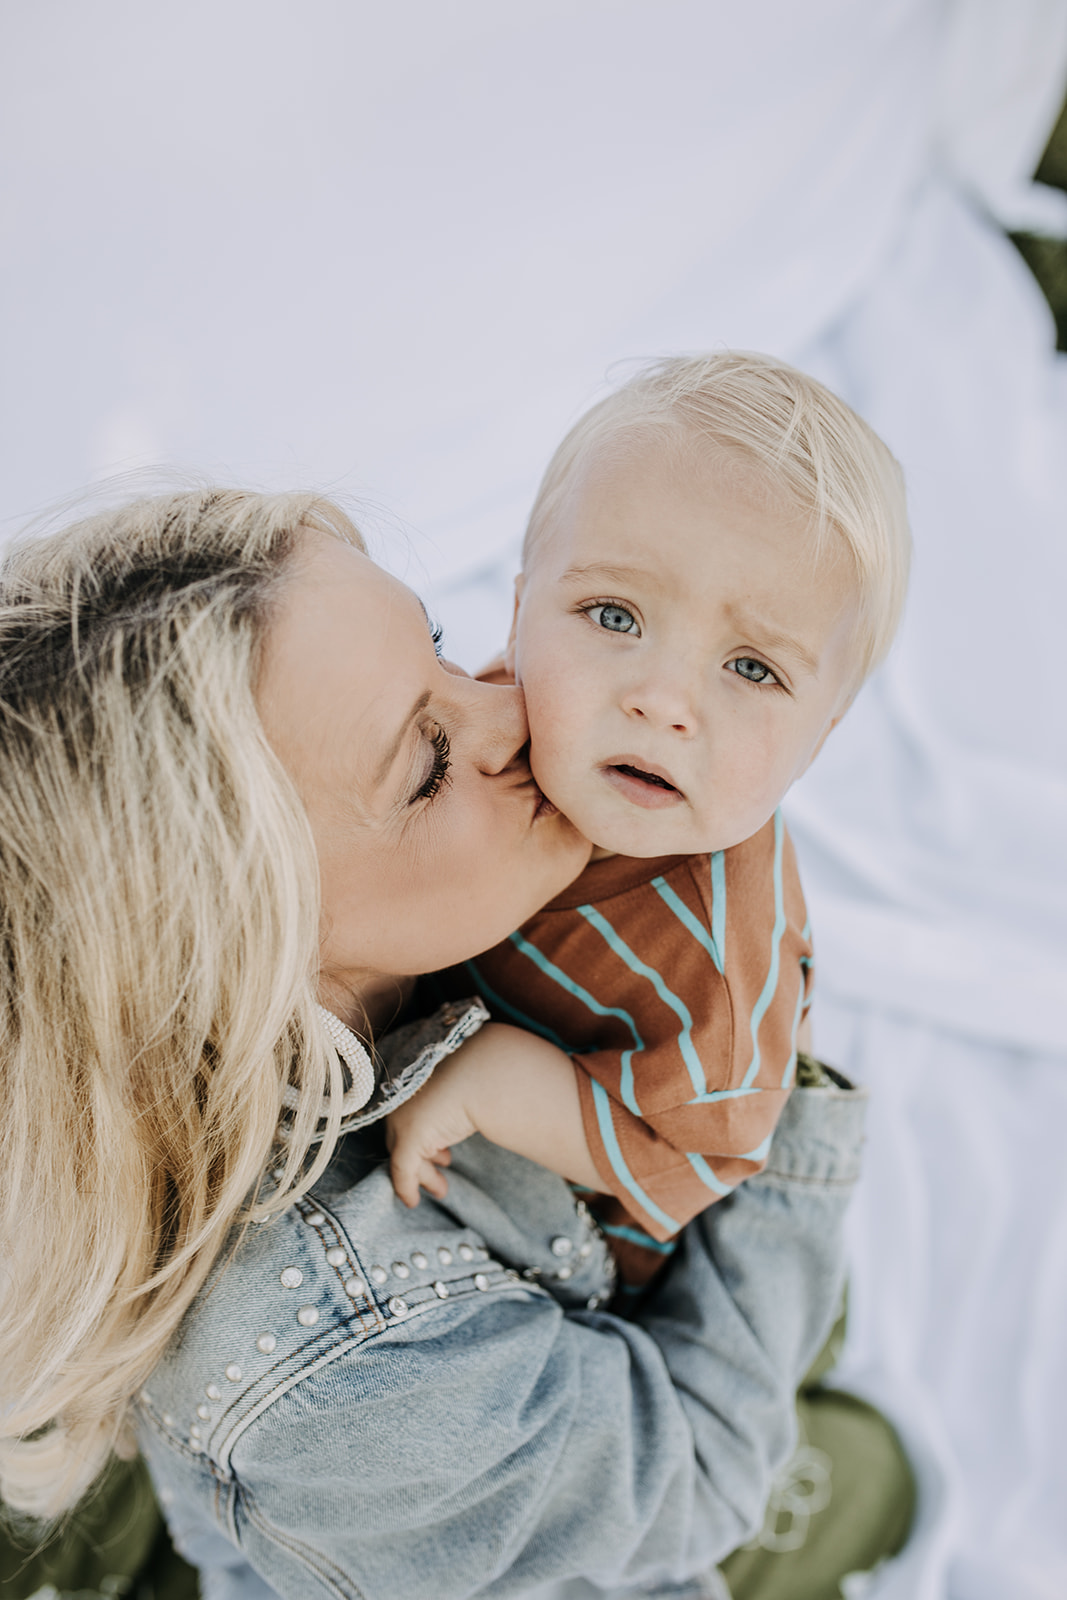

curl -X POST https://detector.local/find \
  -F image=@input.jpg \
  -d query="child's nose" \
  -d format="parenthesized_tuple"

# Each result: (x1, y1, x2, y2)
(621, 673, 700, 735)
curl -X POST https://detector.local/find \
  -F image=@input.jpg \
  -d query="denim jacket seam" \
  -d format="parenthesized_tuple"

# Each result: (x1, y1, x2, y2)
(214, 1327, 382, 1473)
(759, 1166, 861, 1185)
(239, 1479, 367, 1600)
(221, 1282, 531, 1472)
(141, 1271, 547, 1478)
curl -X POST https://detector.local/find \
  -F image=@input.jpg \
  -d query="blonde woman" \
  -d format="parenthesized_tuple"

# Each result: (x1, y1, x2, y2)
(0, 490, 891, 1599)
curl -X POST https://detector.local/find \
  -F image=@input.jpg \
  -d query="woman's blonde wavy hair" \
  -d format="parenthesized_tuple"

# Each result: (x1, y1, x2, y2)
(0, 488, 363, 1518)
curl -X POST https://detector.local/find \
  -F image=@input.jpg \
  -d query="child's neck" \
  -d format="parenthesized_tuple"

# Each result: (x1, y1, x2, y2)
(589, 845, 617, 862)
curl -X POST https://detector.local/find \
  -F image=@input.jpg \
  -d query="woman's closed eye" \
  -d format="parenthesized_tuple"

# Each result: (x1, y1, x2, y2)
(582, 601, 640, 636)
(410, 724, 451, 804)
(728, 656, 781, 687)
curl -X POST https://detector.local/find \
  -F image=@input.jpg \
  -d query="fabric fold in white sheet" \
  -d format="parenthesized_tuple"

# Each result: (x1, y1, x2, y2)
(5, 3, 1067, 1596)
(785, 175, 1067, 1056)
(403, 0, 946, 593)
(0, 0, 939, 586)
(935, 0, 1067, 236)
(815, 997, 1067, 1600)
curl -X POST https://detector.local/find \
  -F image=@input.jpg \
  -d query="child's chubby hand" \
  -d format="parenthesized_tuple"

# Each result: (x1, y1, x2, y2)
(385, 1026, 499, 1207)
(385, 1018, 601, 1205)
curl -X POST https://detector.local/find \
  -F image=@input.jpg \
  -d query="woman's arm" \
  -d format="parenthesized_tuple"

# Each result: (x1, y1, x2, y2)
(144, 1080, 865, 1599)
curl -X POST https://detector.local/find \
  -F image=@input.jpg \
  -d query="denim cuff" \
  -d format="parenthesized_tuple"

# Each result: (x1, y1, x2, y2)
(762, 1075, 868, 1186)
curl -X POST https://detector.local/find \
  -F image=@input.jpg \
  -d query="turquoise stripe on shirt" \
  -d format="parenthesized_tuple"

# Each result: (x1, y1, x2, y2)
(590, 1080, 680, 1233)
(710, 850, 727, 968)
(461, 960, 571, 1052)
(783, 957, 808, 1088)
(577, 903, 708, 1099)
(685, 1151, 735, 1198)
(651, 873, 725, 974)
(508, 929, 645, 1115)
(741, 808, 787, 1089)
(599, 1221, 676, 1255)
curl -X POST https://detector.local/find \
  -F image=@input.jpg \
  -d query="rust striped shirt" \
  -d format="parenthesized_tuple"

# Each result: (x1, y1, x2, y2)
(461, 809, 813, 1285)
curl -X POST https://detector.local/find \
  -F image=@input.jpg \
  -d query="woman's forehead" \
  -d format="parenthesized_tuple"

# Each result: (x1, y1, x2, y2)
(257, 536, 429, 795)
(270, 533, 422, 659)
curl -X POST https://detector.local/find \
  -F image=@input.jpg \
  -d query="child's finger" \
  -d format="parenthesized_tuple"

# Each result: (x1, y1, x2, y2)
(390, 1137, 452, 1207)
(389, 1136, 432, 1208)
(417, 1158, 450, 1201)
(390, 1151, 421, 1209)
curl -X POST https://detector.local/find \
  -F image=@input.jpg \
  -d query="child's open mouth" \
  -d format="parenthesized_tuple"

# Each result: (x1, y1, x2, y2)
(615, 763, 677, 791)
(602, 761, 684, 809)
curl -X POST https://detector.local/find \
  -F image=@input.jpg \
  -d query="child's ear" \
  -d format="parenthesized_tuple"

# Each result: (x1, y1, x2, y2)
(802, 702, 852, 772)
(504, 575, 525, 677)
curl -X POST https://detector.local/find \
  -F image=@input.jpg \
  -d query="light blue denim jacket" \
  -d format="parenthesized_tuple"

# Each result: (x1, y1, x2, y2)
(138, 1003, 867, 1600)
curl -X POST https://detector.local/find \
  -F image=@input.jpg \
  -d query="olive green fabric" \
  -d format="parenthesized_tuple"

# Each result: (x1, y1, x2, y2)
(720, 1311, 916, 1600)
(794, 1054, 852, 1093)
(1011, 88, 1067, 349)
(0, 1455, 198, 1600)
(720, 1388, 914, 1600)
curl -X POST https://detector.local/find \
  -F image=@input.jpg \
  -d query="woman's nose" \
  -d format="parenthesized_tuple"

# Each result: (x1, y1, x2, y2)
(469, 679, 530, 773)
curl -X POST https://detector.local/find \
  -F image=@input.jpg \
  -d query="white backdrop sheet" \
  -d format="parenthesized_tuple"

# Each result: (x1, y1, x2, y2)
(3, 3, 1066, 1595)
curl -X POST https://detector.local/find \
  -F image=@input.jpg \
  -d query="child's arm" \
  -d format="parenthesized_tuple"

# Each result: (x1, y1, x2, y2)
(386, 1020, 602, 1207)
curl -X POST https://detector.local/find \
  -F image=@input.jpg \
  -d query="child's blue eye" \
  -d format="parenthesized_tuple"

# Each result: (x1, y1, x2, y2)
(730, 656, 778, 685)
(588, 603, 639, 635)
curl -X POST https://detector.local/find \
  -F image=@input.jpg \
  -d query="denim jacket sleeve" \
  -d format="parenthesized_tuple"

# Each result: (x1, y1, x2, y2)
(138, 1080, 866, 1600)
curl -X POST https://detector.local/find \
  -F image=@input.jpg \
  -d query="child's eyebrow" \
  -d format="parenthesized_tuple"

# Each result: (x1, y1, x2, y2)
(726, 609, 821, 675)
(558, 561, 658, 588)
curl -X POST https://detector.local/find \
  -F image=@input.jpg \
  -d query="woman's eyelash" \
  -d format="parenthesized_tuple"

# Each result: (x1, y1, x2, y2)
(429, 619, 445, 658)
(411, 724, 451, 804)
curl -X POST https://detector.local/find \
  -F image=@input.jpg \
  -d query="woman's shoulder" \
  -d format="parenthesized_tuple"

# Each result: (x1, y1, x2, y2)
(138, 1170, 489, 1475)
(135, 1106, 867, 1597)
(135, 1148, 611, 1595)
(139, 1139, 616, 1475)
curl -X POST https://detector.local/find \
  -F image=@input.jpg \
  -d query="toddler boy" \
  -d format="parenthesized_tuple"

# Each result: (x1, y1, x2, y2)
(388, 352, 910, 1285)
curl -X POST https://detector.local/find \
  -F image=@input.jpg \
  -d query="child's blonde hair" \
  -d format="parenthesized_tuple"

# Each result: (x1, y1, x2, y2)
(525, 351, 911, 685)
(0, 488, 362, 1518)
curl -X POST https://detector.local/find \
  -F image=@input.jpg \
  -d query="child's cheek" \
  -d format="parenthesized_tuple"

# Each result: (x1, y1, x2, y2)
(515, 611, 595, 787)
(523, 677, 586, 810)
(519, 631, 573, 726)
(525, 672, 575, 767)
